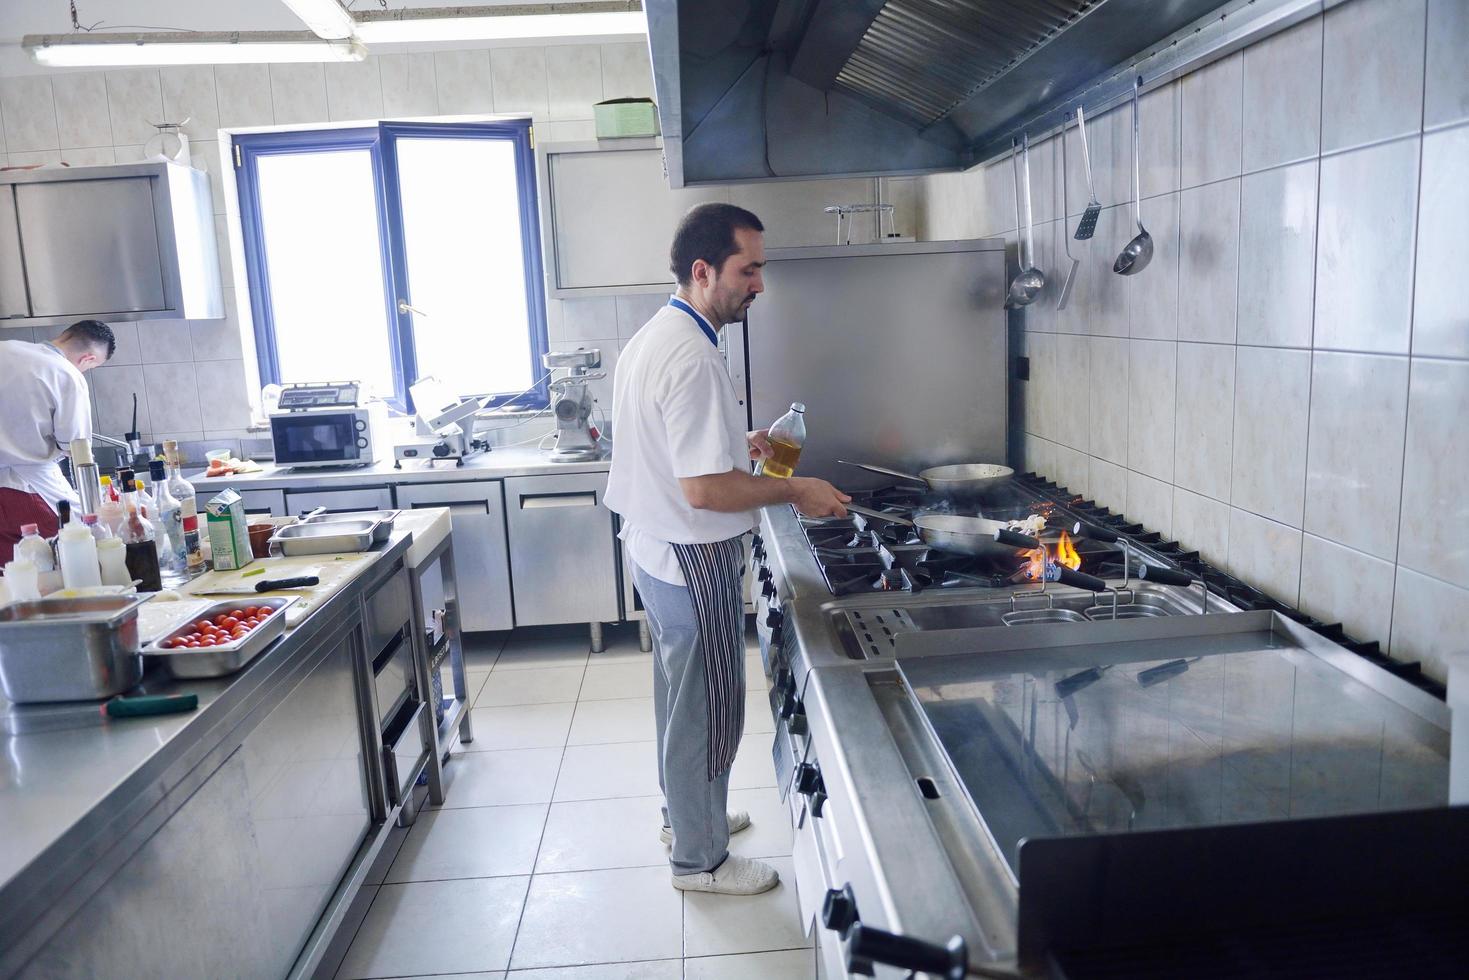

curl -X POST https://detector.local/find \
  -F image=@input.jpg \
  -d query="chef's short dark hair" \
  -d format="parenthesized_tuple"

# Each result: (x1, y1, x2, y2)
(59, 320, 115, 361)
(670, 203, 765, 286)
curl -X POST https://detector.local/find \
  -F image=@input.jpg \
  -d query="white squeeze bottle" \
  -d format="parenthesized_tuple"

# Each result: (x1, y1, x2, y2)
(15, 524, 55, 573)
(58, 515, 104, 589)
(97, 538, 132, 588)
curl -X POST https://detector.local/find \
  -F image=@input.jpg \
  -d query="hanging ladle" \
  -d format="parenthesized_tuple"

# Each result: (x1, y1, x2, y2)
(1004, 137, 1045, 308)
(1113, 76, 1153, 276)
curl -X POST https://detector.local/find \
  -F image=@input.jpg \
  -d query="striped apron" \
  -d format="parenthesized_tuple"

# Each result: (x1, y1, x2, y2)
(671, 536, 748, 781)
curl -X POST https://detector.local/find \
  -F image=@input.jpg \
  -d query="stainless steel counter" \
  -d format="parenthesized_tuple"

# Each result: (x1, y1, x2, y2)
(187, 446, 609, 492)
(0, 531, 413, 977)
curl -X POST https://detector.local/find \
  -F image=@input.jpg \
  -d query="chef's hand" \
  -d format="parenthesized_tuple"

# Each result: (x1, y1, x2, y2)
(747, 429, 774, 461)
(789, 477, 851, 519)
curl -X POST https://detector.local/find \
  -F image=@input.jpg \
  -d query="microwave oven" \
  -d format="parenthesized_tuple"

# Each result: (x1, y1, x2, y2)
(269, 408, 377, 468)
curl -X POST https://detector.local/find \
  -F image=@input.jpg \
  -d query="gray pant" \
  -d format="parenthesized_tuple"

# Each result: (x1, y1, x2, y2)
(633, 560, 738, 874)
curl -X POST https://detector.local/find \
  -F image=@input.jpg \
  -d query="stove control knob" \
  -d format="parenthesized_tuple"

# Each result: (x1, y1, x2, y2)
(751, 533, 763, 551)
(779, 692, 801, 720)
(788, 705, 809, 736)
(765, 608, 783, 630)
(822, 884, 860, 936)
(758, 566, 773, 583)
(795, 762, 822, 796)
(761, 580, 776, 599)
(769, 625, 784, 650)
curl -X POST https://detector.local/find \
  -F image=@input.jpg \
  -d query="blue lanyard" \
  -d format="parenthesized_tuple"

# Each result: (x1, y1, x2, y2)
(668, 297, 719, 347)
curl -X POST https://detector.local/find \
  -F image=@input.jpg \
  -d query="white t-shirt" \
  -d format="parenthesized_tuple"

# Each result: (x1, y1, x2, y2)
(0, 340, 91, 509)
(605, 299, 754, 586)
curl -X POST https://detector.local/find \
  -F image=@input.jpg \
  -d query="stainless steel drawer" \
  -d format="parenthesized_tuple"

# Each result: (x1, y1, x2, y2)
(365, 569, 411, 656)
(382, 701, 429, 806)
(283, 486, 393, 516)
(373, 630, 413, 730)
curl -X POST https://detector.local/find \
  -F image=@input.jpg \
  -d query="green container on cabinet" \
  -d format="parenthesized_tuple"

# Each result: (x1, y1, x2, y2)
(593, 98, 659, 138)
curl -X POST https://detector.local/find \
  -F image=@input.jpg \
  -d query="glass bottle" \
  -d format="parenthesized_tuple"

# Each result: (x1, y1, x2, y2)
(759, 402, 807, 479)
(163, 441, 204, 575)
(97, 475, 125, 536)
(117, 469, 163, 592)
(149, 459, 186, 578)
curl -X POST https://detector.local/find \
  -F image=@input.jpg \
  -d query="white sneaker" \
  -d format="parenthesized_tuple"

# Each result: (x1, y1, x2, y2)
(672, 854, 780, 895)
(659, 809, 751, 845)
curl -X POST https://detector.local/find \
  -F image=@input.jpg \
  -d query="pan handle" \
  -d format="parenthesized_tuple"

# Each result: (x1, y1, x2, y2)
(993, 528, 1042, 550)
(1072, 520, 1120, 543)
(837, 460, 927, 485)
(846, 503, 915, 527)
(1051, 566, 1108, 592)
(1137, 564, 1193, 586)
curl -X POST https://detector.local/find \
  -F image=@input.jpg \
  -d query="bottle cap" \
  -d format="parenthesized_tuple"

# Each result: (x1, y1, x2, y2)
(19, 523, 38, 536)
(100, 475, 112, 487)
(149, 459, 167, 480)
(118, 469, 135, 486)
(82, 514, 98, 525)
(790, 402, 806, 413)
(135, 480, 145, 492)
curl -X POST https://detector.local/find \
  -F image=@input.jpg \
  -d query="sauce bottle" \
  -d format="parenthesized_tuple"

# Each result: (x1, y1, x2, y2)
(759, 403, 806, 479)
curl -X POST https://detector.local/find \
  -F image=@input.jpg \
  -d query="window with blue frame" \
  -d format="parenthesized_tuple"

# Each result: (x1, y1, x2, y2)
(233, 120, 550, 411)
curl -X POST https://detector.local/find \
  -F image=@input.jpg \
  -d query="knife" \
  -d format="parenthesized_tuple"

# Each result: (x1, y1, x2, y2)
(1, 693, 199, 735)
(192, 573, 321, 595)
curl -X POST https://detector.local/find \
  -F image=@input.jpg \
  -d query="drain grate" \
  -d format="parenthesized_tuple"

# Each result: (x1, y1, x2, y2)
(844, 607, 917, 658)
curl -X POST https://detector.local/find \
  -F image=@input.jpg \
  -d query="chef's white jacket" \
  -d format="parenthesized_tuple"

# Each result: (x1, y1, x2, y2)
(0, 340, 92, 509)
(605, 300, 755, 586)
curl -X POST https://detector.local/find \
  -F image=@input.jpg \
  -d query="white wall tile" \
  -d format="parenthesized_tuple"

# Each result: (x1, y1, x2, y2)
(1424, 0, 1469, 127)
(1397, 358, 1469, 589)
(1173, 487, 1229, 566)
(1138, 82, 1180, 199)
(1299, 534, 1397, 647)
(1315, 137, 1419, 354)
(58, 146, 114, 167)
(7, 150, 60, 167)
(1177, 178, 1240, 344)
(1321, 0, 1427, 152)
(1126, 469, 1173, 536)
(1231, 346, 1311, 527)
(555, 297, 618, 343)
(1025, 134, 1058, 226)
(380, 53, 438, 117)
(1088, 336, 1128, 464)
(600, 43, 654, 101)
(1024, 436, 1057, 481)
(1228, 507, 1303, 605)
(1053, 332, 1090, 452)
(1411, 125, 1469, 358)
(1389, 567, 1469, 683)
(160, 66, 220, 141)
(325, 58, 384, 122)
(1180, 52, 1242, 187)
(1089, 456, 1126, 512)
(491, 48, 549, 117)
(144, 362, 204, 433)
(53, 72, 112, 148)
(1241, 17, 1323, 171)
(547, 45, 603, 120)
(730, 178, 874, 248)
(268, 64, 328, 125)
(434, 50, 494, 115)
(1, 76, 58, 152)
(1088, 206, 1130, 337)
(614, 293, 666, 342)
(195, 360, 252, 431)
(214, 64, 273, 129)
(540, 119, 596, 142)
(1054, 445, 1090, 498)
(1129, 193, 1179, 340)
(88, 364, 150, 438)
(1103, 102, 1135, 208)
(137, 320, 194, 364)
(1304, 352, 1409, 560)
(1126, 339, 1176, 482)
(1237, 161, 1317, 348)
(1173, 342, 1234, 502)
(98, 320, 141, 366)
(1023, 331, 1057, 443)
(190, 290, 243, 362)
(105, 69, 164, 146)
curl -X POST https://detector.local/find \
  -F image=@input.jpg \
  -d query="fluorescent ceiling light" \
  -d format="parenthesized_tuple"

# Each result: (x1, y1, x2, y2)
(280, 0, 356, 41)
(24, 31, 366, 67)
(352, 4, 646, 43)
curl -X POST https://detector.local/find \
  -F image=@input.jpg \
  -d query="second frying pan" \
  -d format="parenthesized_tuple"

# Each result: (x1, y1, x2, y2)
(841, 460, 1014, 497)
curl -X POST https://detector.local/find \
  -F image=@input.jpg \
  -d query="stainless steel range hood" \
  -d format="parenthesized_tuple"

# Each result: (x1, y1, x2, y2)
(646, 0, 1320, 186)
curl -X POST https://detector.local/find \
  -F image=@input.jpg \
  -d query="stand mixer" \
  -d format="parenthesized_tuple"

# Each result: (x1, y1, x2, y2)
(544, 349, 606, 462)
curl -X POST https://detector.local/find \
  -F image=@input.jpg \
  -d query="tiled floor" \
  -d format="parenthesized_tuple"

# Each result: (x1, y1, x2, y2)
(334, 623, 814, 980)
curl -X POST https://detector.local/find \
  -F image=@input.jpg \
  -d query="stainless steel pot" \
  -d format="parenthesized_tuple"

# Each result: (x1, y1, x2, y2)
(0, 595, 148, 703)
(846, 504, 1039, 558)
(840, 459, 1014, 497)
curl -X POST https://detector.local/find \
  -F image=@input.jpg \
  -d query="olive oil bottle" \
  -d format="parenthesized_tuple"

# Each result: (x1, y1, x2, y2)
(759, 402, 806, 479)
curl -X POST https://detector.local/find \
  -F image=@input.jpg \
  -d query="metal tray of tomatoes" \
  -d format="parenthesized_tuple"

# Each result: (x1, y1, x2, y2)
(143, 596, 299, 679)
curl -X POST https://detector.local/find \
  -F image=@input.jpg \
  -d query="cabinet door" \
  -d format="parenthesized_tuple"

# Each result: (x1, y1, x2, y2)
(238, 488, 286, 517)
(15, 177, 167, 316)
(0, 187, 28, 318)
(504, 473, 619, 626)
(283, 486, 393, 515)
(395, 481, 513, 632)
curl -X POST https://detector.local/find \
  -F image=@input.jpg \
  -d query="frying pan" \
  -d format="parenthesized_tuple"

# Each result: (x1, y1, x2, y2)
(840, 460, 1014, 497)
(846, 504, 1039, 558)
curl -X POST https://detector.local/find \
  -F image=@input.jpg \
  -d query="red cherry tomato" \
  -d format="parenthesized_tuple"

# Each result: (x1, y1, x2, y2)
(242, 605, 257, 618)
(186, 641, 201, 648)
(193, 620, 212, 633)
(220, 616, 238, 629)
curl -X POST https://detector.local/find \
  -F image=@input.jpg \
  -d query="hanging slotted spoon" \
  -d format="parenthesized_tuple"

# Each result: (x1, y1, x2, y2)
(1073, 105, 1102, 240)
(1004, 138, 1044, 309)
(1114, 76, 1153, 276)
(1057, 111, 1082, 310)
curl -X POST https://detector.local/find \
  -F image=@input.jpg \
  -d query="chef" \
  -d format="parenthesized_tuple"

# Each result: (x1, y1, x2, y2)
(0, 320, 115, 563)
(606, 203, 850, 896)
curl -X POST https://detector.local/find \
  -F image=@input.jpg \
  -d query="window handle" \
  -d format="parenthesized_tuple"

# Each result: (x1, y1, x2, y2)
(397, 299, 428, 317)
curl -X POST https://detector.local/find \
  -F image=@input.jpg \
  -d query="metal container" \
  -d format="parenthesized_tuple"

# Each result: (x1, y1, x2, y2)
(1001, 608, 1087, 627)
(268, 518, 378, 556)
(0, 595, 148, 703)
(306, 509, 399, 544)
(143, 596, 298, 678)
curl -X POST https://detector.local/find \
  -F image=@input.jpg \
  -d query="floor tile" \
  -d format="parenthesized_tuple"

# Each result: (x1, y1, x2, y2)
(476, 666, 586, 707)
(436, 747, 563, 808)
(579, 662, 655, 701)
(726, 787, 794, 860)
(509, 963, 679, 980)
(510, 866, 683, 969)
(465, 669, 491, 704)
(335, 876, 528, 978)
(466, 702, 577, 751)
(554, 741, 662, 801)
(744, 693, 773, 735)
(386, 804, 548, 883)
(389, 973, 504, 980)
(567, 697, 656, 745)
(464, 632, 510, 669)
(728, 739, 777, 790)
(683, 856, 805, 957)
(535, 795, 669, 873)
(685, 948, 815, 979)
(494, 625, 594, 671)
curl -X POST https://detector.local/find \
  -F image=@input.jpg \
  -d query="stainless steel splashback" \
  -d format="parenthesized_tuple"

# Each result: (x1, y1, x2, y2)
(743, 239, 1008, 487)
